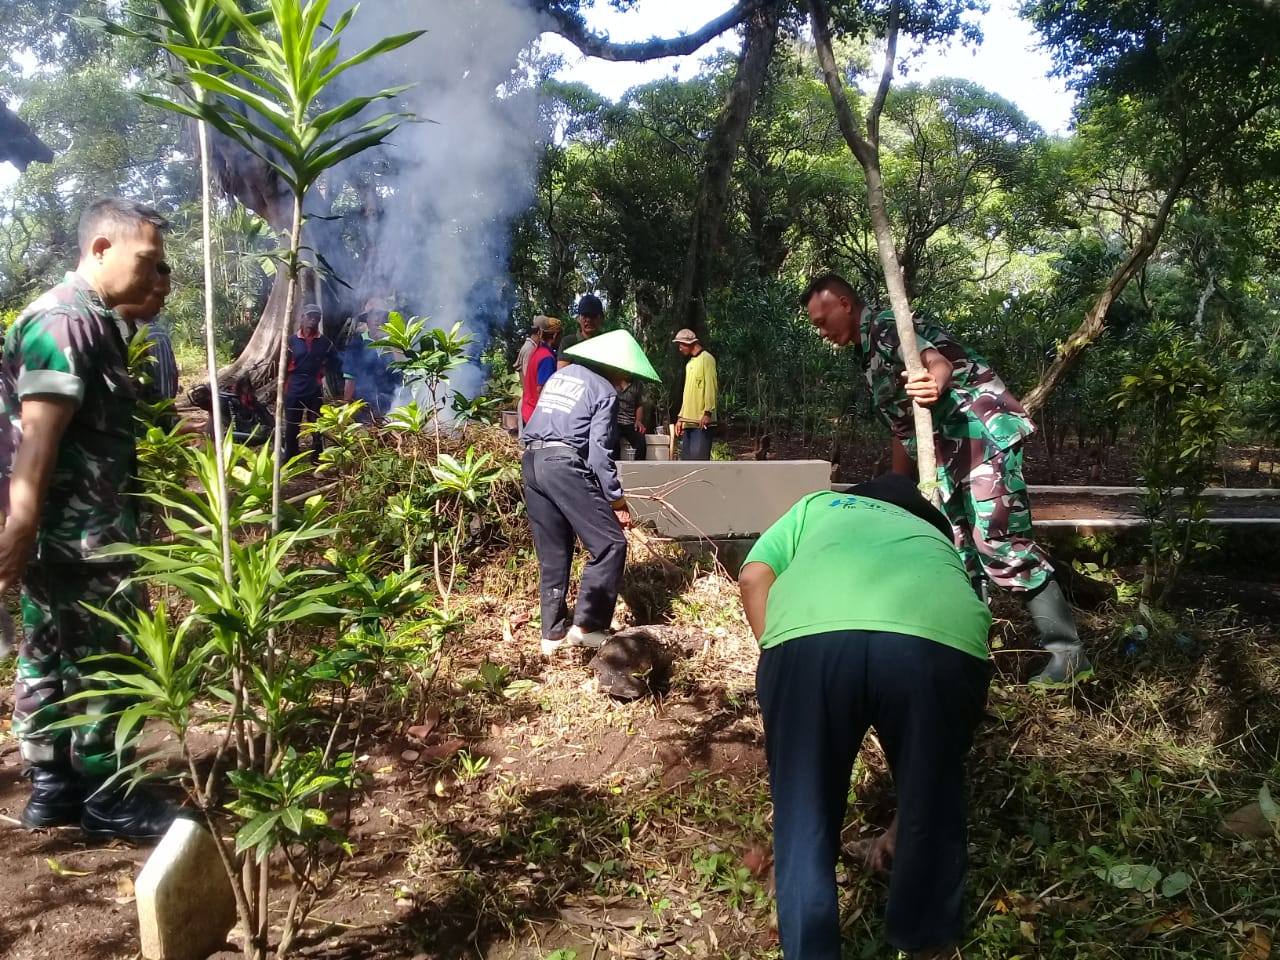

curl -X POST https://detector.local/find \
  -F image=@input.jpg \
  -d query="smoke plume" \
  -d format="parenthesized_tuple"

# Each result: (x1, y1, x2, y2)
(324, 0, 549, 398)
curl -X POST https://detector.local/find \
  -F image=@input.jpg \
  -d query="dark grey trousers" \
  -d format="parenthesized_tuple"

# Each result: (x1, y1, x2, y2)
(283, 391, 324, 462)
(757, 630, 991, 956)
(522, 447, 627, 639)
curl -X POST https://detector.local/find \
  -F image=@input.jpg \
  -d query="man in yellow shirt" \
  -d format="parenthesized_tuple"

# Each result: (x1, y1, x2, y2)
(673, 328, 717, 460)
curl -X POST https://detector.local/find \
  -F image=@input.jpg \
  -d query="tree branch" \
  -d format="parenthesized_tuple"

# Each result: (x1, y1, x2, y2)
(1021, 92, 1280, 418)
(866, 0, 900, 145)
(1021, 162, 1191, 420)
(541, 1, 755, 62)
(807, 0, 874, 167)
(808, 0, 939, 504)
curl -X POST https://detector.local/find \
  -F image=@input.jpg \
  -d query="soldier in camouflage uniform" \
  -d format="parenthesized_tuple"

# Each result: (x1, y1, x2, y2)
(0, 197, 179, 840)
(802, 273, 1092, 685)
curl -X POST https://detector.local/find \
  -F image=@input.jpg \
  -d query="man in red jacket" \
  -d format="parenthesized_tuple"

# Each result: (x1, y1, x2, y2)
(283, 304, 341, 463)
(520, 316, 561, 424)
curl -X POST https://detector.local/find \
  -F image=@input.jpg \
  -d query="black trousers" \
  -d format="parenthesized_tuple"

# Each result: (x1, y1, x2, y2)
(756, 630, 991, 957)
(522, 447, 627, 639)
(613, 423, 646, 461)
(283, 392, 324, 462)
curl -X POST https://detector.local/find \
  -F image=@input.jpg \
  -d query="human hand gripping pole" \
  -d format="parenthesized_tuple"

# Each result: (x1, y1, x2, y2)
(892, 322, 942, 507)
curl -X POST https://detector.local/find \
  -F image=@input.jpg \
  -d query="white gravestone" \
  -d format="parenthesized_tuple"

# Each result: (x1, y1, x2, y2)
(136, 818, 237, 960)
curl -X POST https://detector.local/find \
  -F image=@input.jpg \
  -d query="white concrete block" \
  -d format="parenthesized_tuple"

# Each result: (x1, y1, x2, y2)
(136, 818, 237, 960)
(621, 459, 832, 539)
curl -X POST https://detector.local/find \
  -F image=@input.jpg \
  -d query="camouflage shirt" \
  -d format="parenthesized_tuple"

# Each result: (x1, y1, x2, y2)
(854, 309, 1035, 480)
(0, 273, 140, 562)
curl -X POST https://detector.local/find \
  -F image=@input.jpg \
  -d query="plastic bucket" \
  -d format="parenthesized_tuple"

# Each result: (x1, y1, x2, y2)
(646, 434, 673, 461)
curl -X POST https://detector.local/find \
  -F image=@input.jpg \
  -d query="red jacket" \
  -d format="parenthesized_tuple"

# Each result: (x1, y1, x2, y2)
(521, 344, 556, 423)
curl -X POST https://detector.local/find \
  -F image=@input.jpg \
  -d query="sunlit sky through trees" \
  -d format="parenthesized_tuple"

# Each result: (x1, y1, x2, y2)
(0, 1, 1075, 189)
(539, 0, 1075, 132)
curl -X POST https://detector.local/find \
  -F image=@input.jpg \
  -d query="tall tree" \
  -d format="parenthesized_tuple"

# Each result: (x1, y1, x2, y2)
(0, 18, 192, 307)
(882, 78, 1043, 299)
(673, 0, 786, 338)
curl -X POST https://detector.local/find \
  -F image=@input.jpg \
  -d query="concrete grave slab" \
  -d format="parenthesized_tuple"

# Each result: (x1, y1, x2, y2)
(620, 460, 832, 540)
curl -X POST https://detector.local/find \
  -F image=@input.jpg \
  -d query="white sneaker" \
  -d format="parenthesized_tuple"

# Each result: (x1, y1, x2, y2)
(541, 636, 565, 656)
(565, 625, 609, 649)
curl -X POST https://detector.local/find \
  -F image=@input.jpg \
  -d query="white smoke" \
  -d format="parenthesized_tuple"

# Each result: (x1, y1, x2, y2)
(325, 0, 549, 401)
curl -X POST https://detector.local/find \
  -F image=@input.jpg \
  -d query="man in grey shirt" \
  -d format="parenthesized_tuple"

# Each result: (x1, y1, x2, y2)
(521, 330, 660, 657)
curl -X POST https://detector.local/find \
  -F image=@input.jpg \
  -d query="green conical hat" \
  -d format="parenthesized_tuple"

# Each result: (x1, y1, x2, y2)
(565, 329, 661, 383)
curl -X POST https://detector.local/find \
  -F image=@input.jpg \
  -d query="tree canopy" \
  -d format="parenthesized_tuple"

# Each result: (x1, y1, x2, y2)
(0, 0, 1277, 454)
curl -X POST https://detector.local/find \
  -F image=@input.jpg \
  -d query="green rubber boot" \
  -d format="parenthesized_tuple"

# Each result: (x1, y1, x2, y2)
(1025, 579, 1093, 687)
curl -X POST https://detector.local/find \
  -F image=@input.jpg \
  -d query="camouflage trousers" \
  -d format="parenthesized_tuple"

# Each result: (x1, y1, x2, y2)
(938, 443, 1053, 595)
(12, 562, 143, 778)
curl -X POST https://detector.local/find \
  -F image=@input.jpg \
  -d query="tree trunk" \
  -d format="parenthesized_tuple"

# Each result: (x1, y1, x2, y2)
(673, 1, 781, 338)
(1019, 198, 1177, 420)
(208, 128, 294, 389)
(223, 270, 293, 391)
(808, 0, 940, 504)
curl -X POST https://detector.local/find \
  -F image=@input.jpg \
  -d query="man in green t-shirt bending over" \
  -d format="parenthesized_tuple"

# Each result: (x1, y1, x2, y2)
(740, 473, 992, 960)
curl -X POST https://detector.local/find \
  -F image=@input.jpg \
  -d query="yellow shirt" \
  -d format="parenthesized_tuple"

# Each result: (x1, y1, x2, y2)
(678, 349, 718, 425)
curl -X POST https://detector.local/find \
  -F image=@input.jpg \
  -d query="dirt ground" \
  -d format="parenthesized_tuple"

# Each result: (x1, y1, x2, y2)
(0, 605, 777, 960)
(4, 561, 1279, 960)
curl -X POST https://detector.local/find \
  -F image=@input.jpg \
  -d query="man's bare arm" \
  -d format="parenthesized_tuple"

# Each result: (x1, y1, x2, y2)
(738, 561, 777, 642)
(0, 396, 75, 590)
(891, 436, 916, 479)
(902, 347, 953, 407)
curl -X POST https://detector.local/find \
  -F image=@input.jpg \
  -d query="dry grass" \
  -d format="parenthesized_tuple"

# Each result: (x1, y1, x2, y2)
(398, 535, 1280, 960)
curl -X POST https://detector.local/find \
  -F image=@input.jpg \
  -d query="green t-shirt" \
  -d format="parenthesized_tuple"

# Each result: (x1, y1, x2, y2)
(743, 490, 990, 659)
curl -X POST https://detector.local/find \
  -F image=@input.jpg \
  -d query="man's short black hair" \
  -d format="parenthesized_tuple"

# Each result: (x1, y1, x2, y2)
(78, 197, 168, 257)
(800, 273, 863, 309)
(576, 293, 604, 319)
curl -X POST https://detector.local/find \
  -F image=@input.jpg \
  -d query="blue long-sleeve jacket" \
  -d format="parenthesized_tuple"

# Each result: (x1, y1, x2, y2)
(520, 365, 624, 504)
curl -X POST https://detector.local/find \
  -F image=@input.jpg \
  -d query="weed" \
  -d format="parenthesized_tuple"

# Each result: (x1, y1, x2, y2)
(456, 750, 491, 781)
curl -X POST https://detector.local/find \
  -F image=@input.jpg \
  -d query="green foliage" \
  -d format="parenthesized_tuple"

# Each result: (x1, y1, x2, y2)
(430, 449, 500, 504)
(1112, 323, 1230, 602)
(0, 37, 192, 307)
(137, 0, 423, 200)
(72, 434, 465, 958)
(127, 325, 192, 492)
(702, 279, 869, 443)
(379, 313, 474, 440)
(227, 750, 353, 862)
(710, 441, 734, 461)
(451, 390, 503, 427)
(691, 849, 770, 913)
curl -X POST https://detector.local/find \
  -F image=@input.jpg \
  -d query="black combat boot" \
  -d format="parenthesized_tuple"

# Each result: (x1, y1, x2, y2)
(21, 764, 85, 829)
(81, 781, 180, 842)
(1025, 579, 1094, 686)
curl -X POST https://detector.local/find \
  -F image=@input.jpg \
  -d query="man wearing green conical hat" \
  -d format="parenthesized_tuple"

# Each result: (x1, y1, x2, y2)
(521, 330, 661, 657)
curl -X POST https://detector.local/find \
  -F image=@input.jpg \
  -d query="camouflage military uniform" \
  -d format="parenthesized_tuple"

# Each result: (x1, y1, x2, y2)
(1, 273, 143, 778)
(854, 309, 1052, 593)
